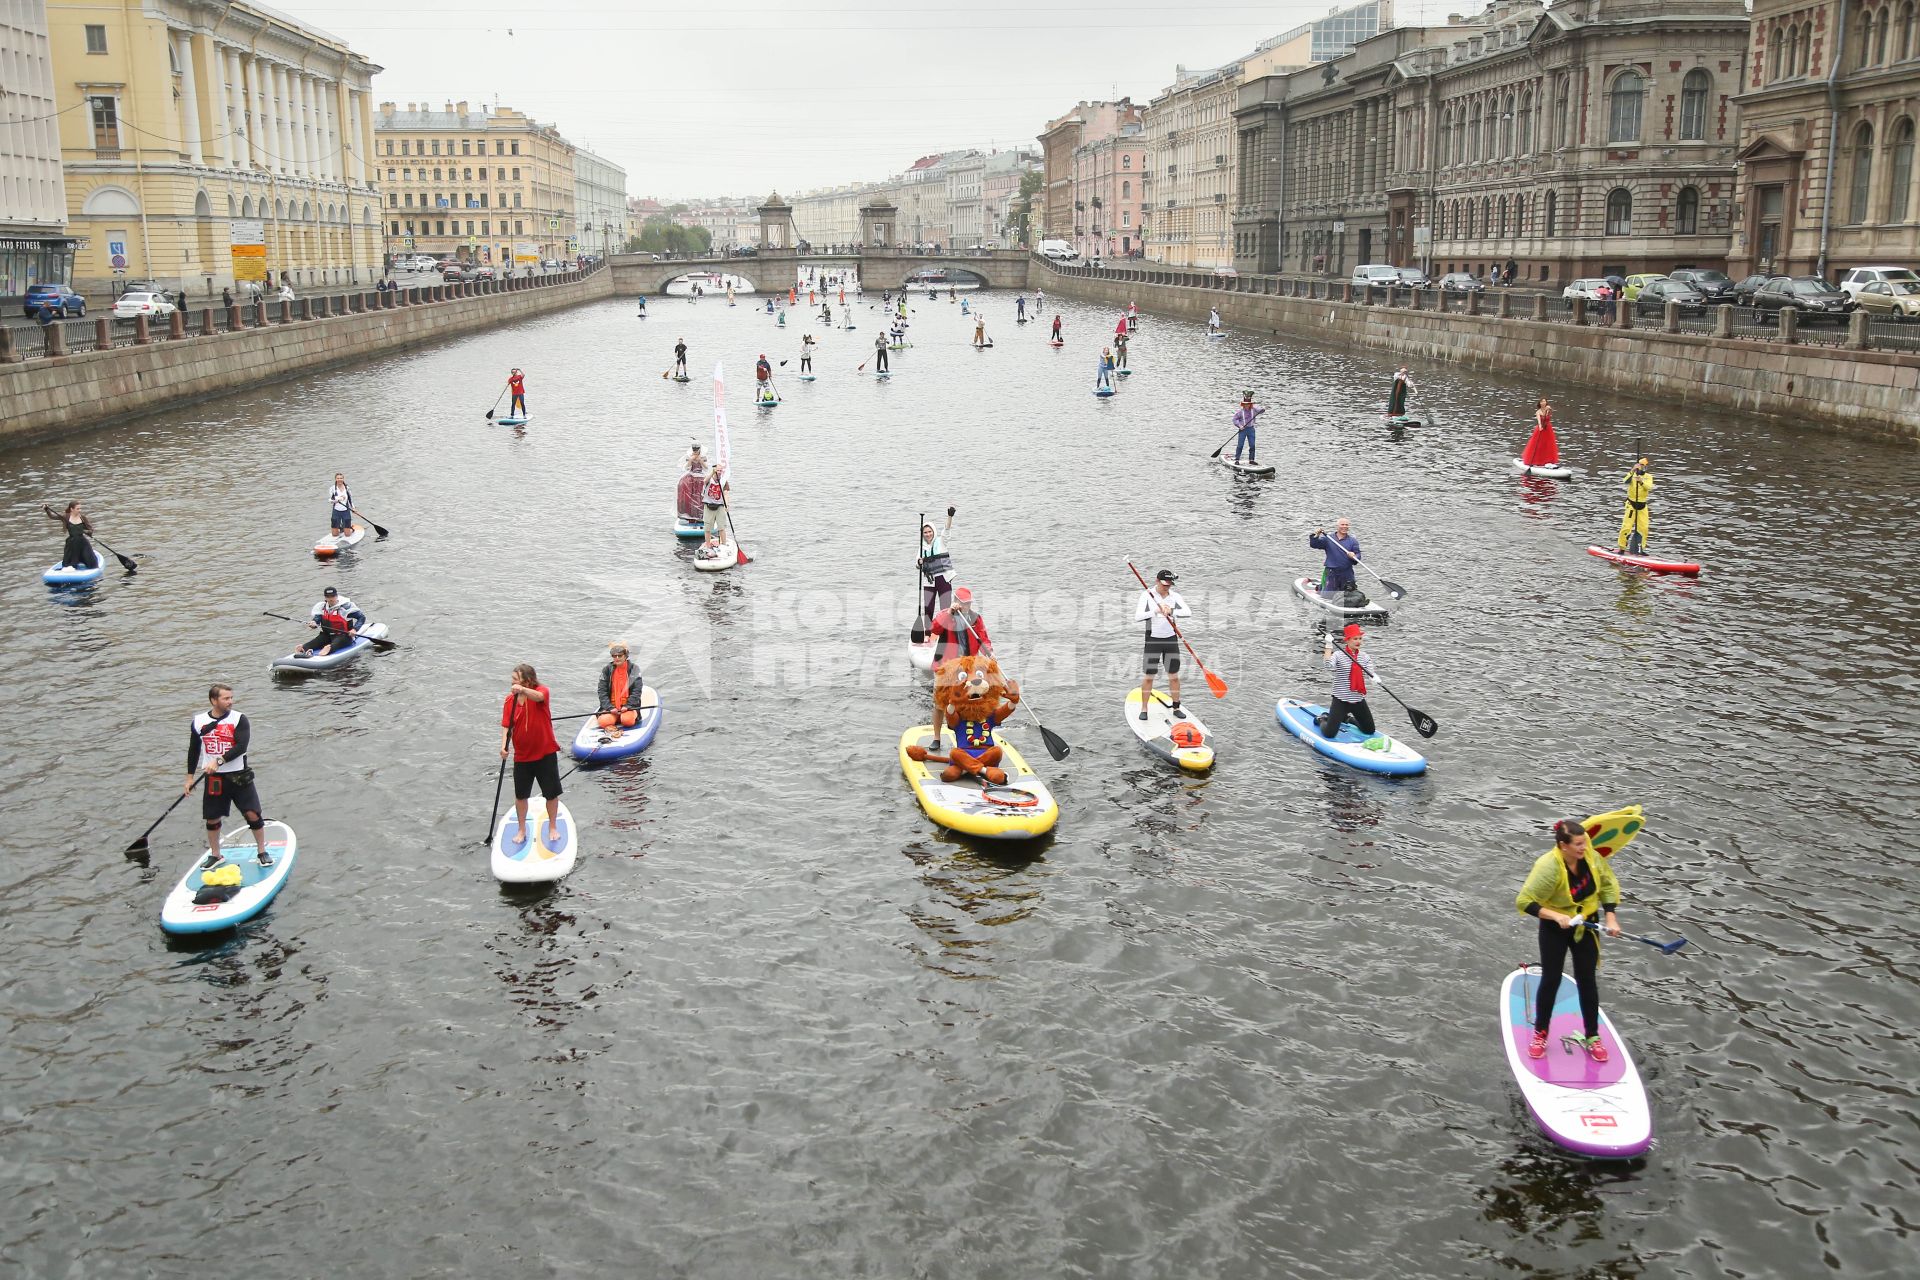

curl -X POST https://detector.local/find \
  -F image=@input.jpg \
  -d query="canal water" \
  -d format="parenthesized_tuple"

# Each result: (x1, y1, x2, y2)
(2, 286, 1915, 1277)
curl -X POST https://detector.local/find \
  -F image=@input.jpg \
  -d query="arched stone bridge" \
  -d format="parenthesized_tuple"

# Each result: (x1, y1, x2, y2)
(609, 249, 1031, 294)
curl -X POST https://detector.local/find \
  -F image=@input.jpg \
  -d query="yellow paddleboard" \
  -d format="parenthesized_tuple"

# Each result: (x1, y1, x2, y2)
(898, 725, 1060, 839)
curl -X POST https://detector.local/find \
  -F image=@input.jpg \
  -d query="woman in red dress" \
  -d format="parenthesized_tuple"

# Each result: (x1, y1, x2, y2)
(1520, 396, 1560, 466)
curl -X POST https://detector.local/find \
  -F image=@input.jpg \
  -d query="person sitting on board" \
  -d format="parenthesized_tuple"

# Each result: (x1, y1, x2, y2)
(1387, 366, 1415, 418)
(920, 507, 956, 622)
(673, 340, 689, 378)
(1232, 392, 1265, 465)
(701, 463, 731, 553)
(506, 367, 527, 418)
(596, 642, 645, 731)
(1208, 307, 1222, 334)
(1319, 623, 1378, 740)
(1516, 818, 1624, 1062)
(874, 333, 890, 374)
(297, 586, 366, 657)
(328, 472, 356, 540)
(1114, 329, 1129, 372)
(1308, 519, 1366, 604)
(44, 500, 98, 570)
(189, 683, 272, 867)
(1136, 569, 1191, 721)
(1096, 348, 1115, 392)
(1521, 396, 1560, 468)
(930, 586, 991, 666)
(500, 665, 562, 848)
(800, 335, 815, 375)
(1050, 314, 1064, 342)
(1618, 458, 1654, 554)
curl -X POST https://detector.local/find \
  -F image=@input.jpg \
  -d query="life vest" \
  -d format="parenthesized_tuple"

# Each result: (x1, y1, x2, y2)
(320, 609, 351, 634)
(610, 661, 631, 709)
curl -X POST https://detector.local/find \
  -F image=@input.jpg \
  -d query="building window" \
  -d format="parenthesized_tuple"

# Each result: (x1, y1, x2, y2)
(512, 167, 520, 180)
(1481, 195, 1491, 237)
(85, 23, 107, 53)
(1860, 8, 1880, 67)
(1608, 71, 1644, 143)
(1798, 22, 1812, 75)
(1892, 118, 1916, 220)
(496, 167, 504, 180)
(1498, 195, 1509, 235)
(1679, 70, 1711, 141)
(1544, 190, 1557, 236)
(1438, 109, 1451, 166)
(1518, 92, 1533, 153)
(389, 193, 398, 207)
(1850, 122, 1876, 222)
(462, 140, 472, 155)
(1605, 187, 1632, 235)
(510, 141, 519, 155)
(1501, 94, 1515, 156)
(1122, 154, 1131, 170)
(1122, 211, 1130, 227)
(431, 140, 441, 155)
(1469, 102, 1483, 161)
(1515, 193, 1527, 235)
(89, 95, 119, 149)
(436, 220, 445, 235)
(1903, 3, 1918, 60)
(481, 220, 490, 235)
(385, 141, 394, 155)
(514, 192, 522, 207)
(1554, 78, 1570, 147)
(1676, 186, 1699, 235)
(515, 220, 523, 234)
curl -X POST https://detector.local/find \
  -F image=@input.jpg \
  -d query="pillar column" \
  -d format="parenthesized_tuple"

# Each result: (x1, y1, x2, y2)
(174, 30, 204, 165)
(292, 72, 312, 175)
(208, 41, 231, 167)
(336, 82, 357, 183)
(272, 65, 293, 172)
(239, 53, 262, 168)
(317, 81, 335, 182)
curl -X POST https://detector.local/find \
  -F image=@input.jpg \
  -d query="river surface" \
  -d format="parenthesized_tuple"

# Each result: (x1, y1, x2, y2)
(3, 286, 1917, 1278)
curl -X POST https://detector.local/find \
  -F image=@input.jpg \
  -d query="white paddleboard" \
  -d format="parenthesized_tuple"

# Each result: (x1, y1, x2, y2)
(694, 538, 738, 571)
(1125, 689, 1214, 771)
(1222, 458, 1275, 476)
(491, 797, 578, 884)
(313, 526, 366, 557)
(1291, 576, 1389, 618)
(1500, 964, 1652, 1158)
(1513, 458, 1574, 479)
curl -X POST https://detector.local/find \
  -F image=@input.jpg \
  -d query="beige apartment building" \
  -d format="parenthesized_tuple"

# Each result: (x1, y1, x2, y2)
(374, 101, 576, 268)
(3, 0, 72, 301)
(791, 183, 868, 249)
(1039, 101, 1138, 242)
(48, 0, 381, 297)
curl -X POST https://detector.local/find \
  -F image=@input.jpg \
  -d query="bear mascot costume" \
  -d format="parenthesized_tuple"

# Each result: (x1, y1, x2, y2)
(906, 653, 1022, 785)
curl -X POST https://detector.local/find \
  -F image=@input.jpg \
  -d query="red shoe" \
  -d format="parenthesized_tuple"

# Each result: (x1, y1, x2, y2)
(1584, 1035, 1609, 1064)
(1528, 1029, 1549, 1059)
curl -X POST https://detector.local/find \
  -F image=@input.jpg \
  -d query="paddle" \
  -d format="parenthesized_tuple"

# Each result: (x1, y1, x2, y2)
(483, 754, 507, 846)
(1568, 915, 1688, 955)
(261, 609, 398, 651)
(1315, 527, 1407, 602)
(910, 511, 929, 645)
(975, 639, 1071, 761)
(718, 480, 752, 566)
(124, 768, 210, 858)
(350, 508, 389, 539)
(1209, 404, 1264, 459)
(1126, 561, 1227, 698)
(483, 386, 506, 420)
(1330, 644, 1437, 738)
(45, 507, 137, 573)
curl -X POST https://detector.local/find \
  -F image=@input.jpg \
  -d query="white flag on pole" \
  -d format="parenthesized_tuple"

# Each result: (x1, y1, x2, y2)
(712, 361, 731, 481)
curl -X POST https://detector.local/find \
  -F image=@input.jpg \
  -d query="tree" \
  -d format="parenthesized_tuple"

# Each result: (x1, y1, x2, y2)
(635, 216, 714, 256)
(1007, 169, 1044, 247)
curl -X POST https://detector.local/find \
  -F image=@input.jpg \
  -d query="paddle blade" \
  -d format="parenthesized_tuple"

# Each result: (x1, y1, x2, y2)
(115, 552, 139, 574)
(1657, 937, 1689, 955)
(1039, 724, 1072, 760)
(736, 547, 752, 566)
(1407, 706, 1439, 738)
(1379, 578, 1408, 602)
(484, 409, 495, 419)
(1203, 668, 1229, 698)
(368, 522, 390, 538)
(124, 834, 151, 857)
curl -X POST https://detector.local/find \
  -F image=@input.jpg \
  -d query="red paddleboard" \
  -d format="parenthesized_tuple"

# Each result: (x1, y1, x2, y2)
(1586, 545, 1700, 576)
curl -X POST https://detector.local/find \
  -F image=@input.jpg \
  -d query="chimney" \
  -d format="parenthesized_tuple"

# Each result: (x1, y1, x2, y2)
(444, 101, 453, 113)
(379, 101, 394, 115)
(456, 100, 468, 117)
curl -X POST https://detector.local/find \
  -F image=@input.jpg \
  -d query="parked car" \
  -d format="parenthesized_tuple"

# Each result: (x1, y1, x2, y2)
(1438, 271, 1485, 292)
(1633, 279, 1708, 316)
(471, 266, 496, 281)
(117, 279, 161, 294)
(1562, 277, 1615, 302)
(1837, 265, 1920, 300)
(1853, 278, 1920, 319)
(1751, 275, 1856, 323)
(1668, 268, 1738, 304)
(1350, 264, 1401, 290)
(433, 259, 460, 274)
(22, 283, 85, 317)
(439, 265, 471, 283)
(1037, 239, 1078, 261)
(112, 291, 178, 318)
(1733, 273, 1787, 305)
(1395, 267, 1431, 289)
(1620, 273, 1668, 301)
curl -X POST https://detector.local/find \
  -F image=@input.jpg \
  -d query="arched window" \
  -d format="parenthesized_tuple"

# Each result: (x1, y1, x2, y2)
(1500, 95, 1514, 155)
(1453, 108, 1466, 163)
(1518, 91, 1533, 153)
(1498, 194, 1509, 235)
(1769, 27, 1784, 82)
(1544, 189, 1557, 236)
(1798, 22, 1813, 75)
(1605, 187, 1632, 235)
(1122, 154, 1131, 169)
(1676, 186, 1700, 235)
(1436, 203, 1446, 238)
(1850, 121, 1876, 221)
(1481, 195, 1491, 237)
(1439, 108, 1452, 166)
(1554, 78, 1570, 147)
(1892, 118, 1915, 221)
(1680, 70, 1711, 140)
(1609, 71, 1644, 142)
(1514, 193, 1527, 235)
(1860, 8, 1879, 67)
(1469, 101, 1483, 161)
(1121, 180, 1130, 200)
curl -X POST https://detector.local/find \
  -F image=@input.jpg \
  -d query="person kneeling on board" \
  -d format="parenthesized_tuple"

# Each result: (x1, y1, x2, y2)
(1136, 569, 1191, 720)
(930, 587, 991, 666)
(1232, 391, 1265, 465)
(596, 642, 644, 730)
(1308, 519, 1366, 606)
(1516, 819, 1624, 1062)
(297, 587, 366, 657)
(1320, 624, 1377, 740)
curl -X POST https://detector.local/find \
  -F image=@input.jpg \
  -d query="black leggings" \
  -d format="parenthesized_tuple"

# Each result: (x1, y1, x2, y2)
(921, 574, 951, 620)
(1535, 919, 1601, 1038)
(1319, 697, 1375, 738)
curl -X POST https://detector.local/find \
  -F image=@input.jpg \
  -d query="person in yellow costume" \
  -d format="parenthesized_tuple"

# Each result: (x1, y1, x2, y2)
(1516, 818, 1624, 1063)
(1617, 457, 1654, 554)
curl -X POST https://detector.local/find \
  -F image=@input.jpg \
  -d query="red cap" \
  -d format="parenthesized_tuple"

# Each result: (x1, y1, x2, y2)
(954, 587, 974, 604)
(1342, 623, 1365, 641)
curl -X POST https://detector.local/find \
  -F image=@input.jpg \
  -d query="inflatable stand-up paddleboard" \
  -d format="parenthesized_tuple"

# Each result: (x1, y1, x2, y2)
(1094, 386, 1116, 398)
(1586, 546, 1701, 576)
(270, 622, 389, 674)
(160, 821, 298, 934)
(908, 634, 938, 673)
(1499, 965, 1653, 1158)
(1274, 697, 1426, 776)
(313, 526, 366, 558)
(568, 687, 663, 762)
(43, 559, 106, 586)
(1125, 689, 1214, 771)
(491, 799, 578, 883)
(694, 538, 738, 572)
(898, 725, 1059, 839)
(495, 413, 529, 427)
(1291, 576, 1389, 619)
(1222, 458, 1276, 477)
(1514, 459, 1574, 479)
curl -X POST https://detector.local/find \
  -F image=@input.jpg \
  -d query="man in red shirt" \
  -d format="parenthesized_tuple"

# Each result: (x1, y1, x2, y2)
(506, 367, 527, 417)
(499, 663, 561, 845)
(930, 586, 992, 666)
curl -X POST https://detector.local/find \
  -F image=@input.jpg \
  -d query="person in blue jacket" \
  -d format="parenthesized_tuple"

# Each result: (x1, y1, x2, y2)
(1308, 518, 1364, 601)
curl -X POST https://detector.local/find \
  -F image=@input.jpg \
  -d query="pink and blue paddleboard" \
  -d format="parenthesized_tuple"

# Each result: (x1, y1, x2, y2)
(1499, 964, 1652, 1158)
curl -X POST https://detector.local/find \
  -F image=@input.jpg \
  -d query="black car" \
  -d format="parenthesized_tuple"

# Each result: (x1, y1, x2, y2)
(1669, 268, 1737, 304)
(1437, 271, 1485, 292)
(1751, 276, 1856, 324)
(1634, 279, 1709, 316)
(1734, 273, 1787, 306)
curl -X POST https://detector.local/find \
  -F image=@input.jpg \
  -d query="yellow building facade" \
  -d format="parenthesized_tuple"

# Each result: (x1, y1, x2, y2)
(48, 0, 381, 298)
(373, 102, 578, 267)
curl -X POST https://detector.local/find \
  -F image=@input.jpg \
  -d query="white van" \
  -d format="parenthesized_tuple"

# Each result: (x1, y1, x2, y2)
(1038, 240, 1079, 261)
(1350, 264, 1401, 290)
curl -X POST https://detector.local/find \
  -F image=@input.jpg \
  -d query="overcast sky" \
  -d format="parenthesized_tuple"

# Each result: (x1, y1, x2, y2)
(301, 0, 1447, 199)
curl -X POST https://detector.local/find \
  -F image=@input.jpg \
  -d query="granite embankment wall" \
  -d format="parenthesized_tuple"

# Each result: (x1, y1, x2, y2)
(0, 269, 616, 449)
(1033, 260, 1920, 442)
